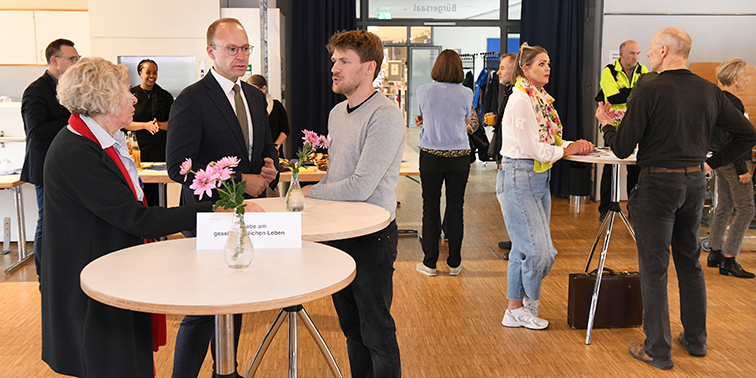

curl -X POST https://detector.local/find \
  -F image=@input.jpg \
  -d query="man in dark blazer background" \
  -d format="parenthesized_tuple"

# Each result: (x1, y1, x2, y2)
(166, 18, 279, 378)
(20, 38, 79, 279)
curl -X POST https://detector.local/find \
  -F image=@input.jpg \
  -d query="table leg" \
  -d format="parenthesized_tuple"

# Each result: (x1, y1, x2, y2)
(584, 163, 636, 344)
(246, 309, 287, 378)
(4, 186, 32, 275)
(298, 307, 344, 378)
(245, 305, 344, 378)
(158, 183, 167, 241)
(289, 308, 297, 378)
(215, 314, 236, 377)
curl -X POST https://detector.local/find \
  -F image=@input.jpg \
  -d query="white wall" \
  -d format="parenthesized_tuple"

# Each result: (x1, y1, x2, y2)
(88, 0, 219, 81)
(432, 26, 500, 71)
(601, 1, 756, 68)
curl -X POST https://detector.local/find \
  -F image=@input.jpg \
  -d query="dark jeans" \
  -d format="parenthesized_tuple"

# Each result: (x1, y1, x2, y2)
(419, 151, 470, 269)
(172, 314, 243, 378)
(34, 185, 44, 277)
(629, 171, 707, 359)
(599, 163, 641, 214)
(327, 220, 401, 378)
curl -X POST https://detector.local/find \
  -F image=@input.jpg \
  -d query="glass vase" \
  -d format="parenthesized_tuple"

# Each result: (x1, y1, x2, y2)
(285, 171, 306, 212)
(224, 212, 253, 269)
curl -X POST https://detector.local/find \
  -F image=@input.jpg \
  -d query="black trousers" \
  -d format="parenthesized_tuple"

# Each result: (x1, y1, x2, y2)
(420, 151, 470, 269)
(629, 171, 707, 359)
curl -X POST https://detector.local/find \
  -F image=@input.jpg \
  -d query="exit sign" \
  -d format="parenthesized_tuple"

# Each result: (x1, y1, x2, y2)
(377, 12, 392, 20)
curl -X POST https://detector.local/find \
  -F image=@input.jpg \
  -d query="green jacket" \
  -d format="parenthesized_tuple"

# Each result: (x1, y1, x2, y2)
(600, 58, 649, 111)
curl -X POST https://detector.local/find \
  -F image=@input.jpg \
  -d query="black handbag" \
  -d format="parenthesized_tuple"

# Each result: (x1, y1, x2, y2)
(567, 268, 643, 329)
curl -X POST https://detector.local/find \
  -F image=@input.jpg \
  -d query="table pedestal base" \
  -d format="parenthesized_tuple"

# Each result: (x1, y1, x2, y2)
(245, 305, 343, 378)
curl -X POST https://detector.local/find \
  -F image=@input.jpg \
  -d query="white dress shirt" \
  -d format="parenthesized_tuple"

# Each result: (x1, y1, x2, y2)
(499, 88, 572, 163)
(209, 68, 254, 161)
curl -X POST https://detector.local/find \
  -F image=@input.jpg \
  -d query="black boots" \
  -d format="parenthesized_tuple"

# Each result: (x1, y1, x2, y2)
(707, 249, 723, 267)
(720, 257, 756, 279)
(708, 249, 754, 278)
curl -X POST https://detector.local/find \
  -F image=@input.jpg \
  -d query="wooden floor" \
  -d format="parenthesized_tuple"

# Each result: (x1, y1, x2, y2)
(2, 136, 756, 377)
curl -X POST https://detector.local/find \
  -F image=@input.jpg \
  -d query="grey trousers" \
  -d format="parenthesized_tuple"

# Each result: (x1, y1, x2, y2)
(709, 164, 755, 256)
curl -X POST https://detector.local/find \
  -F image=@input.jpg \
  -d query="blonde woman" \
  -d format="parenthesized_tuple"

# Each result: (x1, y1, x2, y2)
(497, 44, 594, 330)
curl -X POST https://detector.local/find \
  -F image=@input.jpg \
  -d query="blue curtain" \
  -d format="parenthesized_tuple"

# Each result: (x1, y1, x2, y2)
(291, 0, 356, 151)
(521, 0, 585, 197)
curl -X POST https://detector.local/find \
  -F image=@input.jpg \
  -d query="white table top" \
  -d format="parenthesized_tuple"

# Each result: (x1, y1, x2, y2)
(0, 174, 24, 189)
(251, 197, 391, 242)
(564, 149, 637, 165)
(80, 238, 356, 315)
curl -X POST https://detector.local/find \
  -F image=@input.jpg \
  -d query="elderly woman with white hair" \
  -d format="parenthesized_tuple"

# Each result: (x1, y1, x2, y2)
(706, 58, 755, 279)
(39, 57, 233, 378)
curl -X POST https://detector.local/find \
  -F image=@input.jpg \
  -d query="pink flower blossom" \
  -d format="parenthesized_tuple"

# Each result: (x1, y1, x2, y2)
(302, 129, 320, 146)
(179, 158, 192, 182)
(318, 135, 328, 149)
(217, 167, 233, 181)
(214, 156, 240, 170)
(190, 167, 221, 200)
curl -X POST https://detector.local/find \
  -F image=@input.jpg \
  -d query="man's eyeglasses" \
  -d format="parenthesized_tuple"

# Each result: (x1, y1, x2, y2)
(56, 55, 81, 63)
(210, 44, 253, 56)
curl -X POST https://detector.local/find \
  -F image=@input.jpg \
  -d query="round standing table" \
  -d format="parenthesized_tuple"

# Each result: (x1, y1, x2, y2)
(81, 238, 355, 377)
(564, 151, 637, 345)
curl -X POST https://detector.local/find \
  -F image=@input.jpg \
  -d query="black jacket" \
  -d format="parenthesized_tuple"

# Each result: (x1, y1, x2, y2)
(166, 73, 280, 205)
(41, 129, 211, 377)
(20, 71, 71, 185)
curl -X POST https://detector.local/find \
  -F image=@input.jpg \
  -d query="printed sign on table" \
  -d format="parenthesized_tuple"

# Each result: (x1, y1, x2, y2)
(196, 212, 302, 249)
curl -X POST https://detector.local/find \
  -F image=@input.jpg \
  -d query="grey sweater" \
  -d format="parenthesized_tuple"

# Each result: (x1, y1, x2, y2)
(309, 92, 406, 220)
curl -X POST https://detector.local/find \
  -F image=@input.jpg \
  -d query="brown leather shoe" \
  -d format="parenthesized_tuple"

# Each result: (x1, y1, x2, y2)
(677, 332, 707, 357)
(628, 343, 673, 370)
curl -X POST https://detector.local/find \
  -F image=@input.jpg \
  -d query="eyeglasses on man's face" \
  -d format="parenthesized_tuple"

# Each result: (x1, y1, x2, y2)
(56, 55, 81, 63)
(210, 44, 254, 56)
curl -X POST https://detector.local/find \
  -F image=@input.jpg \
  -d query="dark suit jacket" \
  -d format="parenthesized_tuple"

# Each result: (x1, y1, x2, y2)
(166, 72, 279, 205)
(20, 71, 71, 185)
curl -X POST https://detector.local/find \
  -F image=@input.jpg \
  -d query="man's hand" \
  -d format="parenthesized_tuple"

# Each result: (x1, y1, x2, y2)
(414, 115, 423, 127)
(241, 173, 268, 197)
(302, 184, 313, 197)
(739, 171, 752, 184)
(260, 157, 277, 184)
(594, 102, 614, 127)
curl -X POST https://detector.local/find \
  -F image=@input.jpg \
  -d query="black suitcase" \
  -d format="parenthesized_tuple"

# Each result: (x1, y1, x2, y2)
(567, 268, 643, 329)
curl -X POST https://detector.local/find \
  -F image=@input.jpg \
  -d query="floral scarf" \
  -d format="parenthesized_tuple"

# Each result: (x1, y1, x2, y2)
(515, 75, 563, 172)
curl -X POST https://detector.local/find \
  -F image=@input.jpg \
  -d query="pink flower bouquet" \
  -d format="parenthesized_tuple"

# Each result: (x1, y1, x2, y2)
(285, 129, 328, 174)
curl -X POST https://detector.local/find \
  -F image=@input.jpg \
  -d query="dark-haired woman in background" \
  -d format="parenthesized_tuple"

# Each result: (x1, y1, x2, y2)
(414, 49, 473, 277)
(124, 59, 174, 205)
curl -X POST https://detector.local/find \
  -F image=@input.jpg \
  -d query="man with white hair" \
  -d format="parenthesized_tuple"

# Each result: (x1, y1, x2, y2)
(596, 27, 756, 370)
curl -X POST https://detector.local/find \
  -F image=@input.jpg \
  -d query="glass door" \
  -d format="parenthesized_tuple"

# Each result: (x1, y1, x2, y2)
(407, 46, 441, 127)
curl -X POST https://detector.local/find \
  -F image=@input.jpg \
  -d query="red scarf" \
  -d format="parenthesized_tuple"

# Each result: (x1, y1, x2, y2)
(67, 114, 167, 356)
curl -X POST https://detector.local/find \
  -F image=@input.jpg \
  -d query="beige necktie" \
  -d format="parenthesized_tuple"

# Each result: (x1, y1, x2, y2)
(232, 84, 250, 153)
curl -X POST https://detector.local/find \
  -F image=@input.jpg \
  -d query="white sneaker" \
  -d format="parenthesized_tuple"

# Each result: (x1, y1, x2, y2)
(501, 308, 549, 330)
(449, 265, 462, 276)
(523, 296, 540, 317)
(416, 262, 437, 276)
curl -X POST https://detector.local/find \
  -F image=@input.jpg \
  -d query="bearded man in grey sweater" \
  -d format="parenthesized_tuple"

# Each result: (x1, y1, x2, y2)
(302, 30, 405, 377)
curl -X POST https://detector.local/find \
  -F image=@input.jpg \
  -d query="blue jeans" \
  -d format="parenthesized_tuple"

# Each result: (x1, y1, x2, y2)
(709, 163, 755, 256)
(496, 158, 557, 301)
(34, 185, 44, 277)
(629, 171, 707, 359)
(327, 220, 401, 378)
(172, 314, 242, 377)
(419, 151, 470, 269)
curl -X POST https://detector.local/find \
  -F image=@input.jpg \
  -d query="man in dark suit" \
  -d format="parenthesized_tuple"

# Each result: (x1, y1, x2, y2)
(20, 38, 79, 278)
(166, 18, 279, 378)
